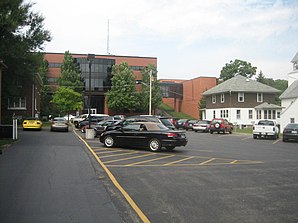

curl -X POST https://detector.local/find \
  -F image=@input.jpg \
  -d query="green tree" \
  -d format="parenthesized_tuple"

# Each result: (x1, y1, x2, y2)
(139, 64, 162, 113)
(51, 87, 83, 115)
(39, 59, 52, 116)
(220, 59, 257, 81)
(57, 51, 84, 93)
(256, 72, 288, 105)
(256, 70, 266, 83)
(106, 62, 140, 112)
(0, 0, 51, 96)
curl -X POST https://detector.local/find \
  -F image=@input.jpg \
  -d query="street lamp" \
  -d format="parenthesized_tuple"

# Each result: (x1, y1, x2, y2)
(87, 54, 95, 128)
(136, 69, 153, 115)
(149, 70, 152, 115)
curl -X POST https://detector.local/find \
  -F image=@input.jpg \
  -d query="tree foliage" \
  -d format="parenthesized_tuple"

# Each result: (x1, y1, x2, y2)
(57, 51, 84, 93)
(256, 71, 288, 105)
(220, 59, 257, 81)
(0, 0, 51, 118)
(51, 87, 83, 115)
(106, 62, 140, 112)
(140, 64, 162, 113)
(51, 51, 84, 115)
(39, 59, 52, 116)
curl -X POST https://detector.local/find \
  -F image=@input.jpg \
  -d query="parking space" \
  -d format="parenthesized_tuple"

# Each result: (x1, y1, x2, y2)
(73, 128, 298, 223)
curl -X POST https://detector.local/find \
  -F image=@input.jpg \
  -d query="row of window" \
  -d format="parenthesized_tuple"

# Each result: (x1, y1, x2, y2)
(215, 109, 280, 120)
(48, 63, 146, 71)
(212, 92, 263, 104)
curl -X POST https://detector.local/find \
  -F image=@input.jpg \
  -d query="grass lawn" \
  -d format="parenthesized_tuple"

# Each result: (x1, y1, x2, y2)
(0, 139, 14, 153)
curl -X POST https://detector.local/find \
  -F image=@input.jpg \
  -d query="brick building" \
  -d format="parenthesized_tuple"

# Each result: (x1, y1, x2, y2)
(44, 53, 157, 114)
(160, 77, 217, 119)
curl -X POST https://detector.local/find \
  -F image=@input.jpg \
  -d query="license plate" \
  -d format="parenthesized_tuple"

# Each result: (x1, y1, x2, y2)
(292, 131, 297, 134)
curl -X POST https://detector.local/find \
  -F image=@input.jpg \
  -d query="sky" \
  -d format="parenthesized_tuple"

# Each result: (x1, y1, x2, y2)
(31, 0, 298, 80)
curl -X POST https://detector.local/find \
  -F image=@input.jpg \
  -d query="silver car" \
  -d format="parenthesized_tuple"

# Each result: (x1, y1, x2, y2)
(51, 117, 69, 132)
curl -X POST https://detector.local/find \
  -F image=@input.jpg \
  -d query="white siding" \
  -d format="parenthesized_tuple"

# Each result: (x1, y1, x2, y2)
(280, 98, 298, 130)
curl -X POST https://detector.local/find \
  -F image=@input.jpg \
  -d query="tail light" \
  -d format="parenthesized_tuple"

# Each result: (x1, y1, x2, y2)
(23, 121, 27, 124)
(167, 133, 177, 138)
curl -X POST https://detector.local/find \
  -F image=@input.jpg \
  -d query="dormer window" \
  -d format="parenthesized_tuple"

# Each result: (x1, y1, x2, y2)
(257, 93, 263, 103)
(238, 92, 244, 102)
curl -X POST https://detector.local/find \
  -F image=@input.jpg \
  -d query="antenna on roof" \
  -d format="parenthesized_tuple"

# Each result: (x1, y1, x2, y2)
(107, 19, 110, 55)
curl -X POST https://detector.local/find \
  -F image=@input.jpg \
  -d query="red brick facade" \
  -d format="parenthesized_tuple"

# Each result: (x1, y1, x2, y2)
(160, 77, 217, 119)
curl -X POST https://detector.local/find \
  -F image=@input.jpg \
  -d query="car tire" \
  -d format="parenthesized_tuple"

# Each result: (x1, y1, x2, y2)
(149, 138, 161, 152)
(253, 134, 257, 139)
(283, 138, 287, 142)
(210, 131, 213, 134)
(104, 136, 114, 148)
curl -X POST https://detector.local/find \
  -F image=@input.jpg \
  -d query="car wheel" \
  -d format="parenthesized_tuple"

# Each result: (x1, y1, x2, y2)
(253, 134, 257, 139)
(149, 138, 161, 152)
(165, 146, 175, 151)
(210, 131, 213, 134)
(283, 138, 287, 142)
(104, 136, 114, 148)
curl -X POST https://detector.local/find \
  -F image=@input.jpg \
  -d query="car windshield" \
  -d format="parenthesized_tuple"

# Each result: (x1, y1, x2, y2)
(199, 120, 209, 124)
(285, 124, 298, 129)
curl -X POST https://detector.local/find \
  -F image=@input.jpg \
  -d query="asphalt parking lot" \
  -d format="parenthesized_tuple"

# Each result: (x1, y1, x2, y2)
(76, 129, 298, 223)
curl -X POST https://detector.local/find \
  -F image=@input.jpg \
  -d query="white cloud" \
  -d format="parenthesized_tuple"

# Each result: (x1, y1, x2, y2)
(32, 0, 298, 79)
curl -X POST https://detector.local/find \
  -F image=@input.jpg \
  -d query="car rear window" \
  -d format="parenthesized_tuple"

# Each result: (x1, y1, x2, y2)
(211, 119, 223, 124)
(286, 124, 298, 129)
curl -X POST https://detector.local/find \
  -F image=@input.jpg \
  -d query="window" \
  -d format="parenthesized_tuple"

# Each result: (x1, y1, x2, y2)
(213, 110, 216, 118)
(212, 95, 216, 104)
(220, 110, 229, 118)
(257, 110, 262, 119)
(238, 92, 244, 102)
(290, 118, 295, 123)
(277, 112, 280, 119)
(272, 110, 276, 119)
(257, 93, 263, 103)
(268, 110, 272, 119)
(236, 110, 241, 119)
(220, 94, 225, 103)
(8, 97, 26, 110)
(249, 110, 253, 119)
(264, 110, 268, 119)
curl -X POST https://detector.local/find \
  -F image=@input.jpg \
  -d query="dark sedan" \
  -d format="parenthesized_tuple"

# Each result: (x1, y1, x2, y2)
(99, 122, 188, 152)
(283, 123, 298, 142)
(94, 120, 123, 137)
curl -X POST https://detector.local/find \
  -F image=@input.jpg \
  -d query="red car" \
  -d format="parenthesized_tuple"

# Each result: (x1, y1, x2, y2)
(209, 118, 233, 134)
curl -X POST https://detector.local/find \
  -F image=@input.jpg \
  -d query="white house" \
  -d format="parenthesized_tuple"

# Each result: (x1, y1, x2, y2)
(202, 75, 281, 127)
(279, 52, 298, 130)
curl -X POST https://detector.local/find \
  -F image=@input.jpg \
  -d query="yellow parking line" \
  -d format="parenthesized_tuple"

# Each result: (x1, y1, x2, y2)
(73, 130, 151, 223)
(230, 160, 238, 164)
(126, 155, 175, 166)
(163, 156, 195, 166)
(100, 151, 139, 158)
(199, 158, 216, 165)
(96, 149, 127, 154)
(104, 153, 156, 164)
(273, 139, 281, 144)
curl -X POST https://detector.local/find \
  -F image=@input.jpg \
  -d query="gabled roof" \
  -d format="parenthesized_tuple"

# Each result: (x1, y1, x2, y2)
(202, 75, 280, 96)
(254, 102, 281, 109)
(280, 79, 298, 99)
(291, 52, 298, 63)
